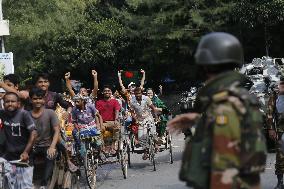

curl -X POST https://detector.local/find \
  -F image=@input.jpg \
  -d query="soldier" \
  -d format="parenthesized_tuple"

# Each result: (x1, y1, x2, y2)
(267, 79, 284, 189)
(168, 32, 267, 189)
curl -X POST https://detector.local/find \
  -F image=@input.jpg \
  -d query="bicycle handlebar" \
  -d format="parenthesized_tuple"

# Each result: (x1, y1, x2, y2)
(0, 158, 29, 167)
(9, 160, 30, 167)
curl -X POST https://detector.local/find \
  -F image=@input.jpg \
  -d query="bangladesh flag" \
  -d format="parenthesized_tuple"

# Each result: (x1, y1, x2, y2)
(121, 70, 142, 87)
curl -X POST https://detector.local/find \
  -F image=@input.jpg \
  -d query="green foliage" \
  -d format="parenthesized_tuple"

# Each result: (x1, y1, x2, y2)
(37, 18, 127, 72)
(3, 0, 88, 81)
(234, 0, 284, 27)
(2, 0, 284, 88)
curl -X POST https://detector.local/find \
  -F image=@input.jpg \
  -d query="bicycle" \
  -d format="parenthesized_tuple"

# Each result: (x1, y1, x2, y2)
(127, 119, 157, 171)
(81, 128, 128, 189)
(0, 158, 30, 189)
(83, 139, 99, 189)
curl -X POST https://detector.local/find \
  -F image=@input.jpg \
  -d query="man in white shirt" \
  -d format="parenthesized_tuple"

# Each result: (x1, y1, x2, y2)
(129, 87, 157, 160)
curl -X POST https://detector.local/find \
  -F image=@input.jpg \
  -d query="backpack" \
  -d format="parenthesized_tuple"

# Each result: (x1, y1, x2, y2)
(179, 89, 267, 188)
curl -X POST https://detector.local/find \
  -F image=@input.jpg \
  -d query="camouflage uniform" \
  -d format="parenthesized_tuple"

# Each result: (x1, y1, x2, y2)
(178, 32, 266, 189)
(267, 91, 284, 175)
(181, 71, 266, 189)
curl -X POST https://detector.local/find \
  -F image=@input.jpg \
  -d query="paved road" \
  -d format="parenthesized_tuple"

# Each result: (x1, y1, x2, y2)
(94, 136, 187, 189)
(79, 136, 276, 189)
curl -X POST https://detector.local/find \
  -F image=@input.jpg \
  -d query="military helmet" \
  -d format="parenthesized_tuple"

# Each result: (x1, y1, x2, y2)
(195, 32, 244, 65)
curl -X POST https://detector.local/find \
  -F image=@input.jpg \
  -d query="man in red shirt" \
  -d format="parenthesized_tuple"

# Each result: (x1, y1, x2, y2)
(96, 85, 121, 154)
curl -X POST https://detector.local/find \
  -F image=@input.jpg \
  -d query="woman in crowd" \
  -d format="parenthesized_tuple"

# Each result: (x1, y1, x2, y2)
(146, 88, 169, 143)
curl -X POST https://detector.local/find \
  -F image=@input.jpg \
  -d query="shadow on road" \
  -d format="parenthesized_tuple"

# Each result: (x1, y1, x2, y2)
(155, 151, 183, 163)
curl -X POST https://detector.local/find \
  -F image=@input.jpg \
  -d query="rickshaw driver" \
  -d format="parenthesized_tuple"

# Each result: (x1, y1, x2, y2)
(129, 87, 158, 160)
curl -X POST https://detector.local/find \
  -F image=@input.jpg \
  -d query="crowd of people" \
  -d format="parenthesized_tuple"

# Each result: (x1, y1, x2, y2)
(0, 69, 169, 188)
(0, 31, 275, 189)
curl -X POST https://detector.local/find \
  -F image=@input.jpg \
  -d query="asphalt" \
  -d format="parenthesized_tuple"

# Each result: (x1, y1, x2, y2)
(78, 136, 277, 189)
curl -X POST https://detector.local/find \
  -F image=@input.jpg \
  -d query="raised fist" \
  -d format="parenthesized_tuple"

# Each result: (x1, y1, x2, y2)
(65, 72, 71, 80)
(118, 70, 122, 77)
(92, 70, 97, 77)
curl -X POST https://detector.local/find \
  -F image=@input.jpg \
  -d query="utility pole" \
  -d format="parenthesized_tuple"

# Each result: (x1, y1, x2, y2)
(0, 0, 5, 53)
(0, 0, 12, 76)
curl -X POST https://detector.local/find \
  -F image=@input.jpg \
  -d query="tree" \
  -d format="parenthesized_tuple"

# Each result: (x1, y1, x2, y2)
(3, 0, 284, 89)
(234, 0, 284, 57)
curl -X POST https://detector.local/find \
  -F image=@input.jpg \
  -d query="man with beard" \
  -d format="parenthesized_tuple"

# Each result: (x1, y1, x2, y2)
(0, 92, 37, 188)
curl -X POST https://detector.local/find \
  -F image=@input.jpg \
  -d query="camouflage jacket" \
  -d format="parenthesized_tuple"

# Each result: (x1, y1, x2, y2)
(194, 71, 266, 189)
(266, 91, 284, 132)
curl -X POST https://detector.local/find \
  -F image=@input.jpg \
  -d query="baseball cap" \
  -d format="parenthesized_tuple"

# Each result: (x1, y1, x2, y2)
(128, 82, 136, 88)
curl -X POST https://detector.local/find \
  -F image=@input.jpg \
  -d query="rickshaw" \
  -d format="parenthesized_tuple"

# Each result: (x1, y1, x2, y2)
(127, 112, 174, 171)
(127, 118, 158, 171)
(71, 119, 128, 189)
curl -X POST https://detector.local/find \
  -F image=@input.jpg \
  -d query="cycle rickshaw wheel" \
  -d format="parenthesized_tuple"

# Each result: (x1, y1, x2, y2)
(84, 148, 97, 189)
(119, 140, 128, 179)
(126, 143, 131, 168)
(168, 134, 174, 164)
(148, 137, 156, 171)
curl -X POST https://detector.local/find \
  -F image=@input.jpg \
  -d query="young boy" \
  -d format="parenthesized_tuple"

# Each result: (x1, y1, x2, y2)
(29, 87, 60, 188)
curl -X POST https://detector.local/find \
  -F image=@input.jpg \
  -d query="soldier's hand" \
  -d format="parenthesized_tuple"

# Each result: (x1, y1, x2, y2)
(167, 113, 200, 135)
(268, 129, 278, 141)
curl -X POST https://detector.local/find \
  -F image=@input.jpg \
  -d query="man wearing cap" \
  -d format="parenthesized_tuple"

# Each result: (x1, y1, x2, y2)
(118, 70, 146, 134)
(168, 32, 266, 189)
(267, 76, 284, 189)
